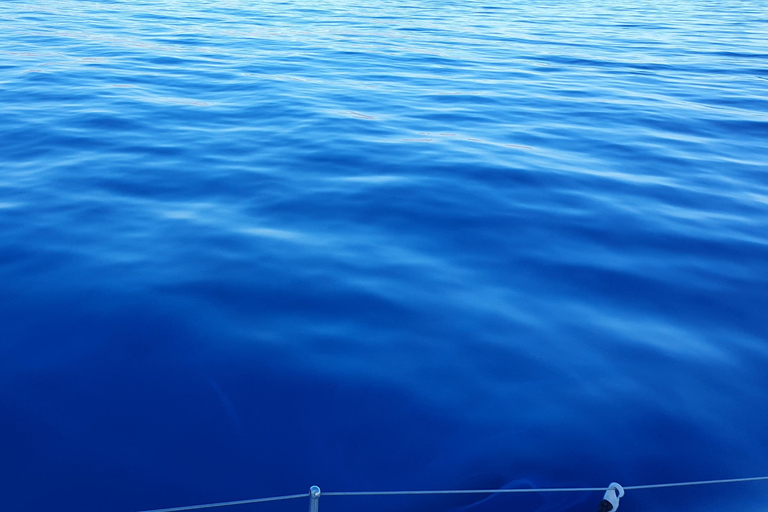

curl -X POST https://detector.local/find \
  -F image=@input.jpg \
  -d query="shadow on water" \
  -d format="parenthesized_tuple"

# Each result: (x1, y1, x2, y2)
(0, 288, 474, 512)
(1, 284, 766, 512)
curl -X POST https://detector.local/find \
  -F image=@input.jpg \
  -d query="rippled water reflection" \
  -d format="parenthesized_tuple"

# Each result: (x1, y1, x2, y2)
(1, 0, 767, 511)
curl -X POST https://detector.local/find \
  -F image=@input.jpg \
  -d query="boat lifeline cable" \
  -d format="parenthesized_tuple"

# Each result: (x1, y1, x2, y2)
(137, 475, 768, 512)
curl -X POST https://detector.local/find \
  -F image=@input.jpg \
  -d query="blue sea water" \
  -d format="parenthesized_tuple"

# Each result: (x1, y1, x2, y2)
(1, 0, 767, 511)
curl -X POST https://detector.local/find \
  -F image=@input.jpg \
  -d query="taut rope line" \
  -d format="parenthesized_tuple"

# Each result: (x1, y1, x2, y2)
(136, 475, 768, 512)
(623, 475, 768, 490)
(138, 493, 307, 512)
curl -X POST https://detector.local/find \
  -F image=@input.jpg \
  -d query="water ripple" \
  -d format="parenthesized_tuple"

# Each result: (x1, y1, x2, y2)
(1, 0, 768, 511)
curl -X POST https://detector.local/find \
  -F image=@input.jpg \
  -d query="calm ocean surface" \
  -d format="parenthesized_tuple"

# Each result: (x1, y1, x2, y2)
(1, 0, 767, 511)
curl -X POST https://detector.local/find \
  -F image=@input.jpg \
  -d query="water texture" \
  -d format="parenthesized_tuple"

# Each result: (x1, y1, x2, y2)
(1, 0, 767, 511)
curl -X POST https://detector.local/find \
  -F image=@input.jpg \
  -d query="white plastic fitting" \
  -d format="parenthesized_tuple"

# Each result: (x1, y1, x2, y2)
(603, 482, 625, 511)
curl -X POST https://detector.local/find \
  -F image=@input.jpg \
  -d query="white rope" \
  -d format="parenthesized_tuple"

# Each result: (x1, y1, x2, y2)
(323, 487, 608, 496)
(135, 475, 768, 512)
(623, 475, 768, 490)
(136, 493, 307, 512)
(324, 476, 768, 495)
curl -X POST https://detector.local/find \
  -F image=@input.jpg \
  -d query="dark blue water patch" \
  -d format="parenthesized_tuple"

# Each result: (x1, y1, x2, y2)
(0, 291, 468, 510)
